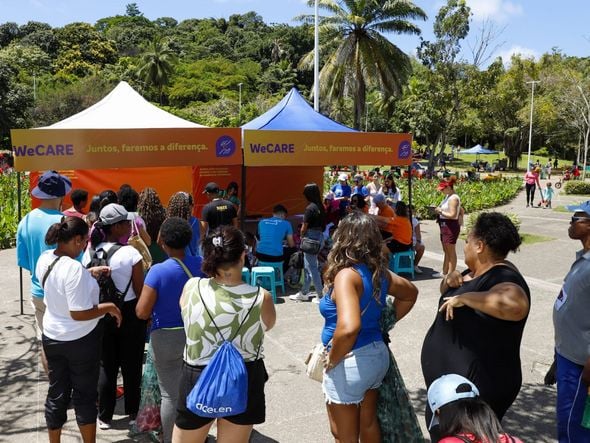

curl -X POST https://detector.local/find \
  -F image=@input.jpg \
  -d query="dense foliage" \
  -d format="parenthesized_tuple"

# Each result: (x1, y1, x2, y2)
(564, 180, 590, 195)
(1, 1, 589, 167)
(0, 173, 30, 248)
(401, 177, 523, 219)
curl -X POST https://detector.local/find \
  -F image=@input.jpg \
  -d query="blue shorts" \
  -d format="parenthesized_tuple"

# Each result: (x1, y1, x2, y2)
(322, 341, 389, 405)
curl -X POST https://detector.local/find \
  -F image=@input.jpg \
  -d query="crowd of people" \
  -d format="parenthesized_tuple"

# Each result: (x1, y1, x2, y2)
(14, 167, 590, 442)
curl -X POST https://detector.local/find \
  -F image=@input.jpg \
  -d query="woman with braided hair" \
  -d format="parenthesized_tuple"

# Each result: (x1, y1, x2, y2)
(138, 188, 167, 265)
(166, 191, 200, 257)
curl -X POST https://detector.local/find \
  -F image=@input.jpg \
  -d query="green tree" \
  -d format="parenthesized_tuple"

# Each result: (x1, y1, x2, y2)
(416, 0, 470, 171)
(299, 0, 426, 129)
(0, 60, 32, 148)
(137, 38, 177, 104)
(54, 23, 117, 77)
(126, 3, 142, 17)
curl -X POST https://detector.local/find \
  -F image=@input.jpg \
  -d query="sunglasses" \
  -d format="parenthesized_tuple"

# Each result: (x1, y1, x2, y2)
(571, 216, 590, 223)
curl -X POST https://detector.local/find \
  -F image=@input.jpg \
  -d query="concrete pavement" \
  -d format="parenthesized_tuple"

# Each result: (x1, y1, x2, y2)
(0, 181, 585, 442)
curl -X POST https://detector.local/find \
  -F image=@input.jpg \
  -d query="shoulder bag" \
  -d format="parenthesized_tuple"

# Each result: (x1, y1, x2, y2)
(128, 218, 152, 273)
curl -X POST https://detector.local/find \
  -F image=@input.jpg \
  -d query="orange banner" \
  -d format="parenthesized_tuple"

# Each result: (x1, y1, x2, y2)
(11, 128, 242, 171)
(243, 130, 413, 167)
(30, 167, 193, 211)
(191, 165, 324, 218)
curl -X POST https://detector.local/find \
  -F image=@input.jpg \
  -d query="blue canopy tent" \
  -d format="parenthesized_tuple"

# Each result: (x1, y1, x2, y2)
(458, 144, 500, 171)
(236, 88, 356, 217)
(242, 87, 356, 131)
(458, 144, 498, 156)
(240, 87, 415, 217)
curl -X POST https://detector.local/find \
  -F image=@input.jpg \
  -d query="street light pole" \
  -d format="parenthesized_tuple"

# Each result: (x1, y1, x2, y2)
(313, 0, 319, 111)
(365, 102, 371, 132)
(238, 82, 243, 125)
(526, 80, 540, 172)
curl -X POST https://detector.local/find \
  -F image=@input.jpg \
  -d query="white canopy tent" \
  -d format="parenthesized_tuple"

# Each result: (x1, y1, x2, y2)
(45, 81, 206, 129)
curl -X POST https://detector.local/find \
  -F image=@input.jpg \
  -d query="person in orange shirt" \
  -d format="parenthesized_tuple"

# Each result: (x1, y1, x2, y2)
(373, 201, 413, 255)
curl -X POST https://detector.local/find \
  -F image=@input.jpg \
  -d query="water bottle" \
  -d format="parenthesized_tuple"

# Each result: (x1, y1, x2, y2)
(582, 394, 590, 429)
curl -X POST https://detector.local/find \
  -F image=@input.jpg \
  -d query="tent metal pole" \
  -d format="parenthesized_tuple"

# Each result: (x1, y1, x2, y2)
(407, 165, 412, 220)
(17, 171, 24, 315)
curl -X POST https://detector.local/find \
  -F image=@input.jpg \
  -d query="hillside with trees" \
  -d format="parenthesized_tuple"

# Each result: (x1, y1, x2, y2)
(1, 1, 589, 167)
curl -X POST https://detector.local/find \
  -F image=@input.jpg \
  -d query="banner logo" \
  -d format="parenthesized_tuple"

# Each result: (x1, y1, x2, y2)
(398, 140, 412, 159)
(216, 136, 236, 157)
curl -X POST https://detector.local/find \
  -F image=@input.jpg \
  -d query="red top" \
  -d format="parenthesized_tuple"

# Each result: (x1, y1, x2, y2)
(439, 433, 523, 443)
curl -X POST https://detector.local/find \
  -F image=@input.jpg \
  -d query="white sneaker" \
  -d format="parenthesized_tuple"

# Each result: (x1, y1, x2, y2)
(432, 272, 445, 278)
(98, 419, 111, 430)
(414, 266, 423, 274)
(289, 292, 310, 302)
(312, 296, 322, 304)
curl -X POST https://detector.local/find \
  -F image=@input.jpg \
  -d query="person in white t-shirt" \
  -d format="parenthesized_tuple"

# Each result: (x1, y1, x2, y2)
(37, 216, 121, 443)
(82, 203, 146, 430)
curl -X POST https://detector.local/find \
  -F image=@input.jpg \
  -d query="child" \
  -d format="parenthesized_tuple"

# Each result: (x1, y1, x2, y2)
(543, 182, 554, 208)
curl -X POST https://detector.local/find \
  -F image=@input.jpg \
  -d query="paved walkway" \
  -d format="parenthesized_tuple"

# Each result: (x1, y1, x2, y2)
(0, 181, 585, 442)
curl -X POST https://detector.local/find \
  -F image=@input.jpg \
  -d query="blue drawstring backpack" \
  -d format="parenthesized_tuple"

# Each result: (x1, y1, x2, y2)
(186, 279, 260, 418)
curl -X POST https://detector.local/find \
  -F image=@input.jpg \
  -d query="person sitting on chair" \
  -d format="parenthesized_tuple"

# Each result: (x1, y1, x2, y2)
(255, 204, 295, 265)
(372, 201, 413, 256)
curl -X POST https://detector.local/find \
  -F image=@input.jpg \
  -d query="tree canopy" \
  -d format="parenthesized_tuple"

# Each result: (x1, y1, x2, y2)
(1, 2, 589, 168)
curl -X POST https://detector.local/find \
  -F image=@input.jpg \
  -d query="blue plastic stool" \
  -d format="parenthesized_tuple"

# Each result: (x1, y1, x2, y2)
(389, 250, 415, 278)
(256, 261, 285, 296)
(250, 266, 277, 303)
(241, 267, 251, 284)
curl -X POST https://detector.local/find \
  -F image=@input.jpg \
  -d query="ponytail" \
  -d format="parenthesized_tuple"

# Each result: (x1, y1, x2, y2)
(45, 216, 89, 245)
(89, 221, 109, 249)
(201, 226, 245, 277)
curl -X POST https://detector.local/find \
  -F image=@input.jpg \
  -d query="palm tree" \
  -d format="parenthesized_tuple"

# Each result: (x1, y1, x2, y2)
(299, 0, 427, 129)
(137, 38, 177, 104)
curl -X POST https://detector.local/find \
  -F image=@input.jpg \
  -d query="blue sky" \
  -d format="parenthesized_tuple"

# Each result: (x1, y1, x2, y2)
(1, 0, 588, 63)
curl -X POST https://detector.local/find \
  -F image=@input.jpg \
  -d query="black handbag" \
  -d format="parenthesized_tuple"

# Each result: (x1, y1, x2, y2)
(300, 236, 321, 255)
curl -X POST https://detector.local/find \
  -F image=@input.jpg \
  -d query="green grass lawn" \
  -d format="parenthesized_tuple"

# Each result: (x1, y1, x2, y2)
(520, 232, 555, 245)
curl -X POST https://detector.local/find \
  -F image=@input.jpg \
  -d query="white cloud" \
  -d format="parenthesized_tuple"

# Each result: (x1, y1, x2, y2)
(467, 0, 524, 22)
(497, 45, 538, 65)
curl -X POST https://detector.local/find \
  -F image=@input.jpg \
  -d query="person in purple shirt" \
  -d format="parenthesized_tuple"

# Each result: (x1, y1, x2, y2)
(136, 217, 205, 443)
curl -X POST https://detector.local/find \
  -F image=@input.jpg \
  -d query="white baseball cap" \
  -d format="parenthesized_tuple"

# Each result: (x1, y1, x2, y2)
(338, 173, 348, 181)
(427, 374, 479, 430)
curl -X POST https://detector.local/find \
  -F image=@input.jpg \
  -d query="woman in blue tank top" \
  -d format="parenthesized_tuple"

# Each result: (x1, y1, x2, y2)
(319, 212, 418, 442)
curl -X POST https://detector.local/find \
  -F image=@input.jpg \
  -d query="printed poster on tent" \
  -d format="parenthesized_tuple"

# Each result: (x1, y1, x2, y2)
(243, 130, 413, 167)
(10, 128, 242, 171)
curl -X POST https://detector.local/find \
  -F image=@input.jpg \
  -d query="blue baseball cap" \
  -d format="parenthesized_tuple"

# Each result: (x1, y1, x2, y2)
(31, 170, 72, 200)
(567, 201, 590, 216)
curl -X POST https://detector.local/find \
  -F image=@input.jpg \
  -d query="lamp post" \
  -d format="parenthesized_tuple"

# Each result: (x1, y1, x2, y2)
(313, 0, 319, 111)
(238, 82, 243, 125)
(526, 80, 540, 172)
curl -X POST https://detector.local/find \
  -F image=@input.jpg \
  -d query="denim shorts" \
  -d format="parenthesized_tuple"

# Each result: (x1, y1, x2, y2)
(322, 341, 389, 405)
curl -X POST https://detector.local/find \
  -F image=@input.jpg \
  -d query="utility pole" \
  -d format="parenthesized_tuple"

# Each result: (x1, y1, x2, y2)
(238, 83, 243, 126)
(313, 0, 319, 111)
(526, 80, 540, 172)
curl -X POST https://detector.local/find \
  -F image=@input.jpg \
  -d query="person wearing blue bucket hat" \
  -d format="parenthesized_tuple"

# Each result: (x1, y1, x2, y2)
(16, 170, 72, 373)
(553, 200, 590, 442)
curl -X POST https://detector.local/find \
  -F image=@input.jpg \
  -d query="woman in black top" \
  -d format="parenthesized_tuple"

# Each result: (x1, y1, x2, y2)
(421, 212, 530, 440)
(289, 183, 326, 303)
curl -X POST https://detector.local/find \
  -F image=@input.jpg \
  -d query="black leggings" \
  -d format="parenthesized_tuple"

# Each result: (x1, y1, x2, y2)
(43, 323, 103, 429)
(525, 183, 536, 205)
(98, 299, 147, 422)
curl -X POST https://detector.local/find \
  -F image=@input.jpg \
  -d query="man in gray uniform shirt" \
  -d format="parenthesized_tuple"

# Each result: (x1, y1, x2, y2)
(553, 200, 590, 442)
